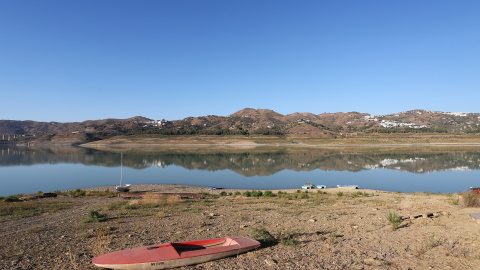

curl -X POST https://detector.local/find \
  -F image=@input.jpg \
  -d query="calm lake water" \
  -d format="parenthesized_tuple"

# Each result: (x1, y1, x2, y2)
(1, 145, 480, 196)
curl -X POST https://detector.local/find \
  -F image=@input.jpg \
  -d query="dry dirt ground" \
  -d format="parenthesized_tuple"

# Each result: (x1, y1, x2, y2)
(1, 184, 480, 270)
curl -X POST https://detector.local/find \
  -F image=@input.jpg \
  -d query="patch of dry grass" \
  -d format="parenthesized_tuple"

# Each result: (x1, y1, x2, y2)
(461, 191, 479, 207)
(89, 227, 114, 257)
(0, 200, 74, 218)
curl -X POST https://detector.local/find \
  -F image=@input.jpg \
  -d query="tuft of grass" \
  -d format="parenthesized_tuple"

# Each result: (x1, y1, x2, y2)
(336, 192, 344, 197)
(447, 194, 460, 205)
(68, 189, 86, 197)
(416, 234, 442, 256)
(385, 211, 402, 231)
(352, 191, 371, 198)
(329, 233, 339, 244)
(26, 226, 45, 233)
(156, 211, 165, 218)
(106, 200, 129, 210)
(87, 189, 117, 197)
(83, 209, 107, 223)
(251, 226, 276, 245)
(278, 230, 300, 247)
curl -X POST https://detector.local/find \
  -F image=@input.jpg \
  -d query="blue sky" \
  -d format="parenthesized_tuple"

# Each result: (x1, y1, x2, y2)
(1, 1, 479, 122)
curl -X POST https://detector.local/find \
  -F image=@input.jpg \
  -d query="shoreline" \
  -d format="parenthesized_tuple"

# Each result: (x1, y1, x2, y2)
(2, 183, 480, 269)
(82, 184, 386, 195)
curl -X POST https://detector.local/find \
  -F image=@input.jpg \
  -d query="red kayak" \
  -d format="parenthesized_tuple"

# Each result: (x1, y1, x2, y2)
(92, 236, 260, 269)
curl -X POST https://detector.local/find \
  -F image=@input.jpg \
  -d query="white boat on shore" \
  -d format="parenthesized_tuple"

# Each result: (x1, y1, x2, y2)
(116, 153, 131, 192)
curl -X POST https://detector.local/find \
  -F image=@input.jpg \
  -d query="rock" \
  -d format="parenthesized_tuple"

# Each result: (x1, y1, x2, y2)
(422, 213, 433, 218)
(309, 218, 317, 222)
(5, 197, 22, 202)
(240, 224, 248, 228)
(364, 258, 376, 264)
(351, 225, 359, 230)
(265, 259, 277, 266)
(41, 192, 57, 198)
(208, 213, 216, 217)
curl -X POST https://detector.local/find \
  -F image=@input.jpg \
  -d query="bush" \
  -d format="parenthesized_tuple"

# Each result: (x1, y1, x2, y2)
(462, 191, 479, 207)
(83, 210, 107, 223)
(264, 190, 274, 197)
(251, 190, 263, 198)
(69, 189, 86, 197)
(219, 191, 227, 196)
(242, 191, 252, 197)
(234, 191, 241, 196)
(385, 211, 402, 231)
(336, 192, 344, 197)
(280, 231, 300, 247)
(251, 226, 276, 244)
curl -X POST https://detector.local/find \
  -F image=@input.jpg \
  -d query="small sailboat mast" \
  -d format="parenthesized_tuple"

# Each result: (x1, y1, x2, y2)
(120, 152, 123, 186)
(116, 152, 131, 192)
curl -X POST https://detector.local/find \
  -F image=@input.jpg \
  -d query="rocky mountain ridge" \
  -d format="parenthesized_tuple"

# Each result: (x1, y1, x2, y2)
(1, 109, 480, 144)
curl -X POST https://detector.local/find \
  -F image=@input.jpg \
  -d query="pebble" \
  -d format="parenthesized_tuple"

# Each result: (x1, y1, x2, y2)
(265, 259, 277, 266)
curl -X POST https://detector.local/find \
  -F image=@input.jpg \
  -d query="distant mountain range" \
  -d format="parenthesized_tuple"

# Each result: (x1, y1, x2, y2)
(1, 109, 480, 144)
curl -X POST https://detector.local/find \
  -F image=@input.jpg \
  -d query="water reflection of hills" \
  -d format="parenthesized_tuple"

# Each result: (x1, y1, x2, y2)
(1, 146, 480, 176)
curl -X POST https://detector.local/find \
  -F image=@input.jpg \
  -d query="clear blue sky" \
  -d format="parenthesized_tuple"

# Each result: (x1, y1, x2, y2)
(1, 1, 479, 122)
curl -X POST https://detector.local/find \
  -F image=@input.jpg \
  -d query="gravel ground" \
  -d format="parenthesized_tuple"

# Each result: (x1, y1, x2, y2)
(1, 184, 480, 270)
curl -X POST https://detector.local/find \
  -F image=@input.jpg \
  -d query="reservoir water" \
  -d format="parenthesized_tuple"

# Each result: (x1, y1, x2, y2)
(1, 145, 480, 196)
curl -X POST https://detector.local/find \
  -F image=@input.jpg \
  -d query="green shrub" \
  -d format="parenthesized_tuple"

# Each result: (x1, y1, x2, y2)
(234, 191, 241, 196)
(336, 192, 344, 197)
(251, 190, 263, 198)
(280, 231, 299, 247)
(251, 226, 276, 244)
(385, 211, 402, 231)
(242, 191, 252, 197)
(219, 191, 227, 196)
(69, 189, 86, 197)
(264, 190, 274, 197)
(300, 192, 309, 199)
(83, 210, 107, 223)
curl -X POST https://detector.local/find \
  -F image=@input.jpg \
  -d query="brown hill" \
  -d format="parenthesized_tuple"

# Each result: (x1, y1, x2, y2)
(1, 109, 480, 145)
